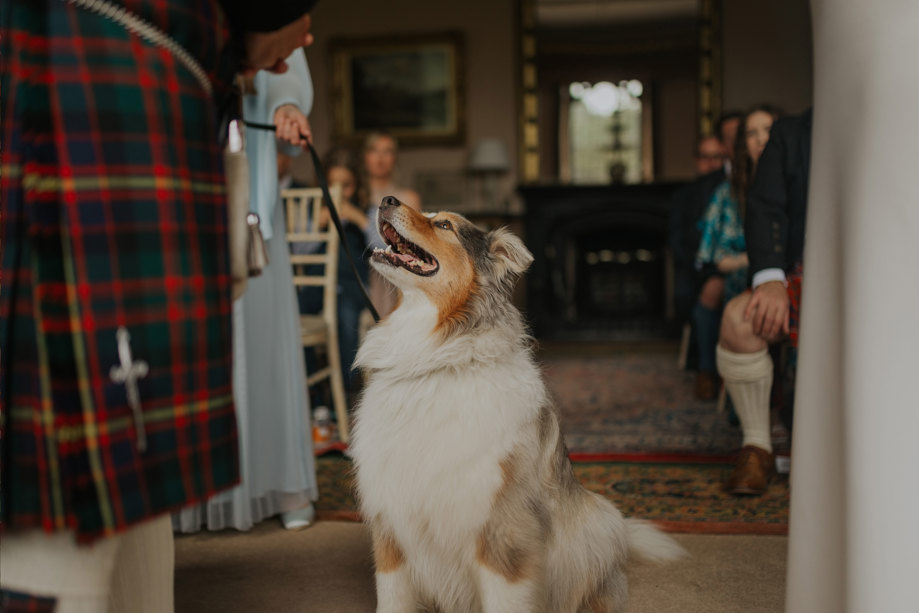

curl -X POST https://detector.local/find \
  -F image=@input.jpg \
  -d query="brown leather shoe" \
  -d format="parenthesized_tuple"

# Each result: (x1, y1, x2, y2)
(725, 445, 775, 495)
(694, 371, 719, 400)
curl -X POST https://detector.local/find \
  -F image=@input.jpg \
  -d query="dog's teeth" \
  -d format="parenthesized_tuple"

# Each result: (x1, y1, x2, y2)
(385, 244, 393, 253)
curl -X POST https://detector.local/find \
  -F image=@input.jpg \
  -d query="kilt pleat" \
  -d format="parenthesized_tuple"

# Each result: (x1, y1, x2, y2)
(1, 0, 239, 542)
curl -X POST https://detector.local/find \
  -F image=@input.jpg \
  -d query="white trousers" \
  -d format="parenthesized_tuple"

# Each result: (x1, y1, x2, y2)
(0, 515, 174, 613)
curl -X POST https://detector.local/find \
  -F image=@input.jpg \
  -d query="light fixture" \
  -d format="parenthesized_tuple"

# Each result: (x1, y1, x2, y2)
(469, 138, 510, 173)
(468, 138, 510, 211)
(569, 80, 643, 117)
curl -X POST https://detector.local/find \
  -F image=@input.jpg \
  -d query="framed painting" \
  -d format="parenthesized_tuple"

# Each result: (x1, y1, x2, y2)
(330, 32, 466, 147)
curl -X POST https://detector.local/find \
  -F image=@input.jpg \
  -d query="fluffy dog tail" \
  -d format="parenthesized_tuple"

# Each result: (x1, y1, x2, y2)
(626, 519, 687, 563)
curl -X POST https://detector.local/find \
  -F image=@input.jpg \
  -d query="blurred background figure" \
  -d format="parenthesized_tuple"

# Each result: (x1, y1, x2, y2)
(716, 110, 744, 174)
(296, 147, 371, 396)
(361, 131, 422, 316)
(669, 133, 730, 359)
(692, 105, 782, 400)
(695, 135, 727, 176)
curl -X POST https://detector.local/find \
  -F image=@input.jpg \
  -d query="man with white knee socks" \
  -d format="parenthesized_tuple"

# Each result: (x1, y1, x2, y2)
(0, 2, 319, 609)
(716, 109, 812, 495)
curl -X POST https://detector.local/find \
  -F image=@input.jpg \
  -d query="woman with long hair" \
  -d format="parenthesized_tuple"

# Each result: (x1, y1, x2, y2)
(692, 105, 782, 399)
(296, 146, 370, 392)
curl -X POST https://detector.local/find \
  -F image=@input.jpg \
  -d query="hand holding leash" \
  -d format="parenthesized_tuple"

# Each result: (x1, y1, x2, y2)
(273, 104, 312, 147)
(245, 120, 380, 323)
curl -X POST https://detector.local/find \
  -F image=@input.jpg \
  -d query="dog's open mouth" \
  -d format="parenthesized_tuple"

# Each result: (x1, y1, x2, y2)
(372, 220, 439, 276)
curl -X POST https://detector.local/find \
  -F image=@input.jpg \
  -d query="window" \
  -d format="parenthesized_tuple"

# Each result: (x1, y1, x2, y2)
(562, 80, 647, 184)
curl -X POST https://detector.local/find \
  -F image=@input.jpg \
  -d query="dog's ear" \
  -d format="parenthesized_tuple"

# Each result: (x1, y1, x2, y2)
(487, 227, 533, 286)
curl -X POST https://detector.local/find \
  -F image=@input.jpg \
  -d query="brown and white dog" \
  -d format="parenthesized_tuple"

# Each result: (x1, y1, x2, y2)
(351, 197, 684, 613)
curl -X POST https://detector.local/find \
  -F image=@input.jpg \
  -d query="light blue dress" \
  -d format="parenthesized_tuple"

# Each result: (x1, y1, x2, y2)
(174, 49, 317, 532)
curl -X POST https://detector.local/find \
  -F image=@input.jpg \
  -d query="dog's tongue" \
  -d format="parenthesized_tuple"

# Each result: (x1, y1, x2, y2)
(396, 253, 415, 263)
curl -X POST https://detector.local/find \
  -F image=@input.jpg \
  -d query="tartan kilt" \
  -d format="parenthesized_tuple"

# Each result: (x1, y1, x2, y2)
(1, 0, 239, 542)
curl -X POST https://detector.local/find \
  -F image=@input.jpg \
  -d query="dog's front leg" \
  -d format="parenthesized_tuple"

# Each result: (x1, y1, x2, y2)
(372, 526, 416, 613)
(376, 568, 415, 613)
(475, 522, 546, 613)
(476, 565, 544, 613)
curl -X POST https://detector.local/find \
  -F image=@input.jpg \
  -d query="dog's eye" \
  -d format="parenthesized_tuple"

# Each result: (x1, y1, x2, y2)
(436, 220, 453, 231)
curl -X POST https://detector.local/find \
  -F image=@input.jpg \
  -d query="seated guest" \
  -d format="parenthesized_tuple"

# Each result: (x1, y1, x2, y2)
(716, 110, 744, 173)
(716, 108, 812, 495)
(693, 106, 782, 399)
(295, 147, 371, 392)
(669, 110, 740, 388)
(695, 135, 727, 176)
(669, 137, 728, 330)
(362, 131, 422, 316)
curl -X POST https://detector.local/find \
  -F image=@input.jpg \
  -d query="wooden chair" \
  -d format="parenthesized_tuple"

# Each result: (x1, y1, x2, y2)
(282, 185, 350, 443)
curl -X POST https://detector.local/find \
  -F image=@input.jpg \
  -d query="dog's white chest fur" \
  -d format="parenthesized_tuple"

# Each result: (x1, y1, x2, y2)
(354, 391, 506, 610)
(351, 298, 545, 559)
(355, 367, 512, 534)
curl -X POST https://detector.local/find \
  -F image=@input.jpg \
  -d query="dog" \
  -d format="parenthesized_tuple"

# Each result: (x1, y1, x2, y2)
(350, 196, 685, 613)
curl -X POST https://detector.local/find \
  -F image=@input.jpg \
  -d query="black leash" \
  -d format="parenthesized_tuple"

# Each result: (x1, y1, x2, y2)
(244, 120, 380, 323)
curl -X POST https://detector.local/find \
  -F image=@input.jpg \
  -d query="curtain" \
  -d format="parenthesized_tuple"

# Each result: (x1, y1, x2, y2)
(787, 1, 919, 611)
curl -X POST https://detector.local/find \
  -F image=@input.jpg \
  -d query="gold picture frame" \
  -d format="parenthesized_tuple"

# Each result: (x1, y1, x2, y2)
(330, 32, 466, 147)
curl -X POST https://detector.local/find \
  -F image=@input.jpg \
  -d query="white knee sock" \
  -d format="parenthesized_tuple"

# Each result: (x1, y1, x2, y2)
(716, 345, 774, 453)
(109, 515, 175, 613)
(1, 517, 174, 613)
(0, 529, 121, 613)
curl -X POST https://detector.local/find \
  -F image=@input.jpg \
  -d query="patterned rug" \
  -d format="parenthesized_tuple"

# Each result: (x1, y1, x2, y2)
(319, 344, 790, 534)
(539, 346, 744, 458)
(313, 455, 789, 535)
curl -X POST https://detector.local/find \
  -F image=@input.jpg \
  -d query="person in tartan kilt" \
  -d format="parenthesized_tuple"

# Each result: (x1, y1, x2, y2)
(0, 0, 317, 609)
(715, 109, 813, 496)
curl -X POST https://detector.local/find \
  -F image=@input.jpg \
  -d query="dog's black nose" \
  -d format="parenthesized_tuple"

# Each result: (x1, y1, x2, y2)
(381, 195, 401, 208)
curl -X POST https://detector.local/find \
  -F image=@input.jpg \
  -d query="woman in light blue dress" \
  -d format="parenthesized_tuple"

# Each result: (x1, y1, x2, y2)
(174, 48, 318, 532)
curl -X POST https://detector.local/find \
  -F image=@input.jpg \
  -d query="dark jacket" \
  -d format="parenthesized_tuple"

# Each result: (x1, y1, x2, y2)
(670, 168, 725, 321)
(745, 109, 813, 275)
(220, 0, 318, 32)
(670, 168, 726, 271)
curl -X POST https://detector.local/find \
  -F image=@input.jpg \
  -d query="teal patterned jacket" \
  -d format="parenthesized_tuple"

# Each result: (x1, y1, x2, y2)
(695, 181, 749, 301)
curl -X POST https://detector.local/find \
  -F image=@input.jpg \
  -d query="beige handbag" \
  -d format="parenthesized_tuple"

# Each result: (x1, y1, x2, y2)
(225, 119, 269, 301)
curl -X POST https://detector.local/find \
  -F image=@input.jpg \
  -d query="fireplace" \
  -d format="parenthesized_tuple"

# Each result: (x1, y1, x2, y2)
(519, 184, 682, 341)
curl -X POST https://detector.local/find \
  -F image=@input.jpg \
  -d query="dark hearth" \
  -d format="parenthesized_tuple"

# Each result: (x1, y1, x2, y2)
(520, 184, 683, 341)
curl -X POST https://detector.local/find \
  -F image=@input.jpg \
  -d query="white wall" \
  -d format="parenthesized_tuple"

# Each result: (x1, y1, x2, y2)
(722, 0, 813, 114)
(655, 77, 699, 180)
